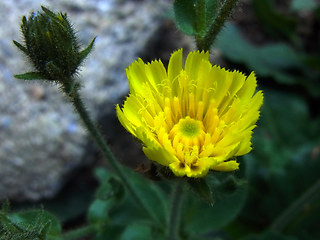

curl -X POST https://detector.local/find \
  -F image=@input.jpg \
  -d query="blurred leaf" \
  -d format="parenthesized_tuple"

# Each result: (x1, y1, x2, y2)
(242, 231, 298, 240)
(240, 89, 320, 237)
(291, 0, 318, 12)
(251, 90, 319, 172)
(216, 23, 320, 96)
(93, 225, 124, 240)
(88, 199, 114, 224)
(4, 209, 61, 240)
(174, 0, 219, 36)
(182, 173, 248, 236)
(252, 0, 297, 42)
(216, 23, 302, 82)
(119, 222, 153, 240)
(89, 167, 168, 239)
(120, 166, 168, 224)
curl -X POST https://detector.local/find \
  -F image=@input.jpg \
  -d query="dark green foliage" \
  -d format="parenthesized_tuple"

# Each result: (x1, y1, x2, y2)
(252, 0, 297, 43)
(13, 6, 95, 81)
(0, 205, 61, 240)
(88, 167, 168, 240)
(215, 23, 320, 97)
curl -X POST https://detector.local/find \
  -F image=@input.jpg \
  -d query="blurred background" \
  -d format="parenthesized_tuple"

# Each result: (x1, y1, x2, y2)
(0, 0, 319, 239)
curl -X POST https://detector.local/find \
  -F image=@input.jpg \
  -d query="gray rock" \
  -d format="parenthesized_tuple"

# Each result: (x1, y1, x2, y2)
(0, 0, 171, 200)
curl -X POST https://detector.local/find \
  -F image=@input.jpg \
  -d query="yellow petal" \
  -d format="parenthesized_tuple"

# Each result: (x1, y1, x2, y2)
(126, 58, 148, 94)
(168, 49, 183, 95)
(143, 146, 178, 167)
(212, 160, 239, 172)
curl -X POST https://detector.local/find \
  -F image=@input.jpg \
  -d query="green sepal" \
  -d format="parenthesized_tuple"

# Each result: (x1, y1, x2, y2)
(79, 37, 96, 63)
(41, 6, 56, 17)
(14, 72, 46, 80)
(12, 40, 28, 55)
(187, 177, 214, 205)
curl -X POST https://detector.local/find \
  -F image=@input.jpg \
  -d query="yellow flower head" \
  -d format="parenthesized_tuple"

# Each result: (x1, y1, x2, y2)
(117, 49, 263, 178)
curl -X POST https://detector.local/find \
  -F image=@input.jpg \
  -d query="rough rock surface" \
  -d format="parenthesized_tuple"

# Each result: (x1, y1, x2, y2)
(0, 0, 170, 200)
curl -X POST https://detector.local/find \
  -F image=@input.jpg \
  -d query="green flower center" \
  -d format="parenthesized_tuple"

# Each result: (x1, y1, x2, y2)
(179, 117, 201, 137)
(169, 116, 205, 147)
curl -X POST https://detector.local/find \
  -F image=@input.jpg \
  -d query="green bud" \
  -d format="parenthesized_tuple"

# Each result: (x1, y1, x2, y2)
(13, 6, 95, 81)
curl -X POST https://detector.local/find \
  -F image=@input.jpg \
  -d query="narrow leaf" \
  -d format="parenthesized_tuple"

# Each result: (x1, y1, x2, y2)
(12, 40, 28, 55)
(79, 37, 96, 62)
(14, 72, 45, 80)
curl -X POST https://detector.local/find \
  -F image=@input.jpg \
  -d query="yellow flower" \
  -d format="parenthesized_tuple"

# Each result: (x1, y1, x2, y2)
(116, 49, 263, 178)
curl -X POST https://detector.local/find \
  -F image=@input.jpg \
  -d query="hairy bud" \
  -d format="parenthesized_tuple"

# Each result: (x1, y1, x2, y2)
(13, 6, 95, 81)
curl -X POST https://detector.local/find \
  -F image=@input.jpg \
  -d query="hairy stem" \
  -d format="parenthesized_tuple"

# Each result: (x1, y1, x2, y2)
(66, 85, 160, 225)
(167, 180, 184, 240)
(196, 0, 239, 51)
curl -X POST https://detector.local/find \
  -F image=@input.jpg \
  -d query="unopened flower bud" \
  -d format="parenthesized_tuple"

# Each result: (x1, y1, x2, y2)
(13, 6, 95, 81)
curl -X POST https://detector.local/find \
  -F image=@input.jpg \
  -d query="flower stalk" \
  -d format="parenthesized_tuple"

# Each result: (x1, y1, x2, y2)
(167, 180, 184, 240)
(196, 0, 239, 51)
(66, 84, 161, 225)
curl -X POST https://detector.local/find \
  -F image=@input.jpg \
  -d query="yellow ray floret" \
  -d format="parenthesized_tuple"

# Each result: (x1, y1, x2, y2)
(116, 49, 263, 178)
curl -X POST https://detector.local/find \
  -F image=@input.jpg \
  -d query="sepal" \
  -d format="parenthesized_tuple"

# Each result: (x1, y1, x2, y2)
(14, 72, 45, 80)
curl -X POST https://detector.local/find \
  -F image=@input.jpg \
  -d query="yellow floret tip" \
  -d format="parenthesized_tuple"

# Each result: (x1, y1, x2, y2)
(116, 49, 263, 178)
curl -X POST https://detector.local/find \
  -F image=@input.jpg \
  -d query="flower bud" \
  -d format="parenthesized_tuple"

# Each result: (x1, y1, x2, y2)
(13, 6, 95, 81)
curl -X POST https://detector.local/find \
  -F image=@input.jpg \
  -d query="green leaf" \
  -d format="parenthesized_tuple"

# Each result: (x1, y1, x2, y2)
(79, 37, 96, 62)
(252, 0, 297, 41)
(120, 222, 153, 240)
(39, 221, 51, 239)
(7, 209, 61, 239)
(215, 23, 320, 96)
(88, 168, 122, 224)
(242, 231, 299, 240)
(121, 167, 168, 224)
(215, 23, 303, 83)
(182, 174, 248, 236)
(93, 225, 124, 240)
(89, 167, 168, 239)
(14, 72, 45, 80)
(88, 199, 115, 224)
(174, 0, 219, 36)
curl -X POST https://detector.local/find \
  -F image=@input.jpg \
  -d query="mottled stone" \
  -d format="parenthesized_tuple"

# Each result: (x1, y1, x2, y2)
(0, 0, 170, 200)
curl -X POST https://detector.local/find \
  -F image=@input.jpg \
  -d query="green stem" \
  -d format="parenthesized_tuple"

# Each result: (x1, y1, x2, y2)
(167, 180, 184, 240)
(60, 225, 95, 240)
(195, 0, 206, 42)
(196, 0, 239, 51)
(271, 178, 320, 232)
(66, 85, 160, 225)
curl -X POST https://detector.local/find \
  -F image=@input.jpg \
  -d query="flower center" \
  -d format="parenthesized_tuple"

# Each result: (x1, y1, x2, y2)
(169, 116, 205, 147)
(180, 118, 201, 137)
